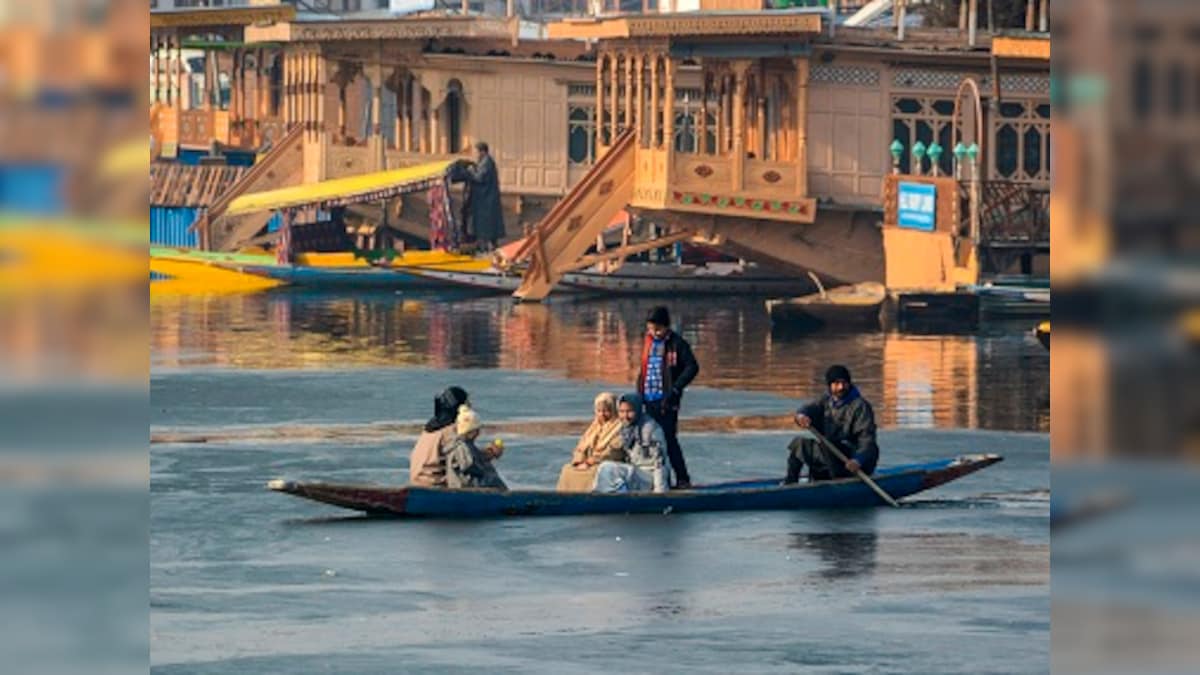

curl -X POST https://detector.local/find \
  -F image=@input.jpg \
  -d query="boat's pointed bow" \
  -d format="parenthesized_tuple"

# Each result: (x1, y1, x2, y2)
(265, 479, 410, 515)
(920, 454, 1004, 491)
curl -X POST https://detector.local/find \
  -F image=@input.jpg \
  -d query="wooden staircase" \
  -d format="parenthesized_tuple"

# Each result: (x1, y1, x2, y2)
(512, 129, 638, 301)
(194, 123, 305, 251)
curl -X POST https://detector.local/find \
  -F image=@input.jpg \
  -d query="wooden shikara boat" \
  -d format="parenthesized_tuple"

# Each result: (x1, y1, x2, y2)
(267, 454, 1002, 518)
(767, 280, 887, 329)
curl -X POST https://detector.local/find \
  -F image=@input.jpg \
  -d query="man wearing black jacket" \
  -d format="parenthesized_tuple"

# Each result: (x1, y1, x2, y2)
(637, 306, 700, 488)
(785, 365, 880, 483)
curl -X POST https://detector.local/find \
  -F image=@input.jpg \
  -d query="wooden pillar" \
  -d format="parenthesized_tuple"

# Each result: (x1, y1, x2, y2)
(755, 90, 766, 159)
(317, 53, 327, 141)
(507, 0, 515, 18)
(1038, 0, 1047, 32)
(732, 61, 748, 191)
(286, 50, 294, 125)
(151, 36, 159, 104)
(1025, 0, 1035, 31)
(698, 70, 709, 155)
(663, 57, 676, 152)
(461, 0, 469, 14)
(649, 55, 659, 148)
(968, 0, 978, 46)
(717, 74, 727, 155)
(897, 0, 906, 41)
(203, 50, 213, 110)
(959, 0, 968, 30)
(609, 54, 619, 142)
(624, 52, 634, 134)
(595, 56, 605, 147)
(634, 53, 645, 147)
(795, 57, 809, 196)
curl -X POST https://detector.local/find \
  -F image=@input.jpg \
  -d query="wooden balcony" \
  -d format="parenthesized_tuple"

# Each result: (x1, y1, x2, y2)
(630, 148, 816, 223)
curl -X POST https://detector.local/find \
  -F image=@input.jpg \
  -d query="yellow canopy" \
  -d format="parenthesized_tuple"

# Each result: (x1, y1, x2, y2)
(225, 160, 456, 216)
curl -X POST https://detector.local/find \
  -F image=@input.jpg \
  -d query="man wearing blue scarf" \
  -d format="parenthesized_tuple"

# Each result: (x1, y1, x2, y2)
(784, 365, 880, 483)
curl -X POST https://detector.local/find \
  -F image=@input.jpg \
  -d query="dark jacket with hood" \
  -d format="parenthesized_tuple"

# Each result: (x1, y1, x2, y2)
(796, 387, 880, 474)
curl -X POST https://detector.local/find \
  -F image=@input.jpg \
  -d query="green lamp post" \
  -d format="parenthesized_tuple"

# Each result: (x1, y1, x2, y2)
(928, 142, 944, 176)
(953, 142, 967, 179)
(890, 139, 904, 174)
(911, 140, 927, 175)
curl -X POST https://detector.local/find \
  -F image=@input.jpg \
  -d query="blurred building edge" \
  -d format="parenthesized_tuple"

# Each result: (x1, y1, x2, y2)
(0, 0, 147, 220)
(1052, 1, 1200, 462)
(1054, 0, 1200, 284)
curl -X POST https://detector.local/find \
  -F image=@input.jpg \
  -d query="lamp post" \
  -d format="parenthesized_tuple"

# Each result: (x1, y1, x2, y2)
(890, 139, 904, 174)
(928, 142, 943, 177)
(911, 140, 927, 177)
(966, 142, 980, 243)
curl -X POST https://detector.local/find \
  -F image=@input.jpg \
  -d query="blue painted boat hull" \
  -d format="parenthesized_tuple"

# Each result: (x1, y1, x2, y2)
(230, 264, 473, 290)
(267, 454, 1002, 518)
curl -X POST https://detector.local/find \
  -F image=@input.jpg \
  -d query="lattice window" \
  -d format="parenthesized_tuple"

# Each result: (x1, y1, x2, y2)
(1000, 74, 1051, 96)
(568, 104, 597, 166)
(891, 96, 957, 176)
(992, 99, 1050, 183)
(893, 69, 992, 91)
(811, 64, 880, 87)
(568, 83, 596, 99)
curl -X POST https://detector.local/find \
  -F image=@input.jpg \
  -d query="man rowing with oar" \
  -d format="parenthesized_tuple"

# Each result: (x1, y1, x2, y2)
(784, 365, 880, 483)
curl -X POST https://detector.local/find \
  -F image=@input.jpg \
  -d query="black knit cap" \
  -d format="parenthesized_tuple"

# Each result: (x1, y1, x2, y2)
(825, 364, 852, 385)
(646, 306, 671, 327)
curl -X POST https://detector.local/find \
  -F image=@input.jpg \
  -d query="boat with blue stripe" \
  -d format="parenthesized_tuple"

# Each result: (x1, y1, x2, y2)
(267, 454, 1002, 518)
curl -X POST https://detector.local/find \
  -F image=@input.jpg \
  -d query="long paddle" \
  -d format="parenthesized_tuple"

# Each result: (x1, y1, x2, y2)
(803, 428, 901, 508)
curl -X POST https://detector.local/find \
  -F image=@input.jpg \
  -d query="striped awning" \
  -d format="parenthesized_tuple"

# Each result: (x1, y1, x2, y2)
(224, 160, 456, 216)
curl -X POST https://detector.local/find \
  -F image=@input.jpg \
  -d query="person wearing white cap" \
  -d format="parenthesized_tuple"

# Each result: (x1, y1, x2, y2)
(444, 405, 507, 490)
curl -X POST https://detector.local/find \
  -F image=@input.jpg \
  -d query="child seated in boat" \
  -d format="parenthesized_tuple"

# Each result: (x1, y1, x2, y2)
(593, 394, 670, 494)
(445, 405, 507, 490)
(556, 392, 626, 492)
(409, 386, 469, 487)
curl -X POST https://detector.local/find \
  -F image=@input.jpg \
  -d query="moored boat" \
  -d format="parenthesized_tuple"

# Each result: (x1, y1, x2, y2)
(1034, 321, 1050, 349)
(767, 280, 887, 329)
(267, 454, 1002, 518)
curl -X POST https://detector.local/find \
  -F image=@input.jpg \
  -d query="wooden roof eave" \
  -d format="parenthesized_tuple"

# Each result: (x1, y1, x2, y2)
(149, 5, 296, 29)
(549, 10, 823, 41)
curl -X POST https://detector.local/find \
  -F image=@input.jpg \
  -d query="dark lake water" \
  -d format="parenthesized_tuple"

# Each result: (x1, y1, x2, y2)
(151, 290, 1049, 673)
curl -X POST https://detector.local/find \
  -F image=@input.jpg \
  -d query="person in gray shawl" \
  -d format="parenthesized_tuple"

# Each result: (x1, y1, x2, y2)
(445, 405, 507, 490)
(592, 393, 670, 493)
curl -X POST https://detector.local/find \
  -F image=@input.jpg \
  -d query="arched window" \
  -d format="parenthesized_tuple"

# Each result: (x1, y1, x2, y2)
(568, 105, 595, 165)
(217, 72, 231, 110)
(445, 79, 464, 154)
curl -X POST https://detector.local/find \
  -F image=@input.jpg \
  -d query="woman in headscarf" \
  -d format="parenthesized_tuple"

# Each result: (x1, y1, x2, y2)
(593, 393, 670, 493)
(445, 405, 507, 490)
(409, 386, 469, 487)
(555, 392, 626, 492)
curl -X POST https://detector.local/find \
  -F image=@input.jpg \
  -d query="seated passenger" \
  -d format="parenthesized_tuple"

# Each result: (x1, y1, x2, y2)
(593, 393, 670, 494)
(556, 392, 626, 492)
(445, 405, 507, 490)
(409, 386, 469, 487)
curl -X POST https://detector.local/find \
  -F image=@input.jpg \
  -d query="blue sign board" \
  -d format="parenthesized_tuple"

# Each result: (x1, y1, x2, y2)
(897, 181, 937, 231)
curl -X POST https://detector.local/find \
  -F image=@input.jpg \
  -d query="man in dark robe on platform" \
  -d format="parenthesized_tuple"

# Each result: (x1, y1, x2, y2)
(456, 141, 505, 251)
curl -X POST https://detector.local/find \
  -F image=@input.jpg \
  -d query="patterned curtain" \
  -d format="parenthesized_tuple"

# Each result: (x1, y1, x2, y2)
(427, 177, 460, 252)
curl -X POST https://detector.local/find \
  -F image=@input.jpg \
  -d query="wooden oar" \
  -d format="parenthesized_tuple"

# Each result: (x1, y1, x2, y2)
(805, 428, 901, 508)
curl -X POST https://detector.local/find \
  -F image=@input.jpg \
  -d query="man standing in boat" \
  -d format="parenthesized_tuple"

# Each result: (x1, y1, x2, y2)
(785, 365, 879, 483)
(454, 141, 506, 252)
(637, 306, 699, 489)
